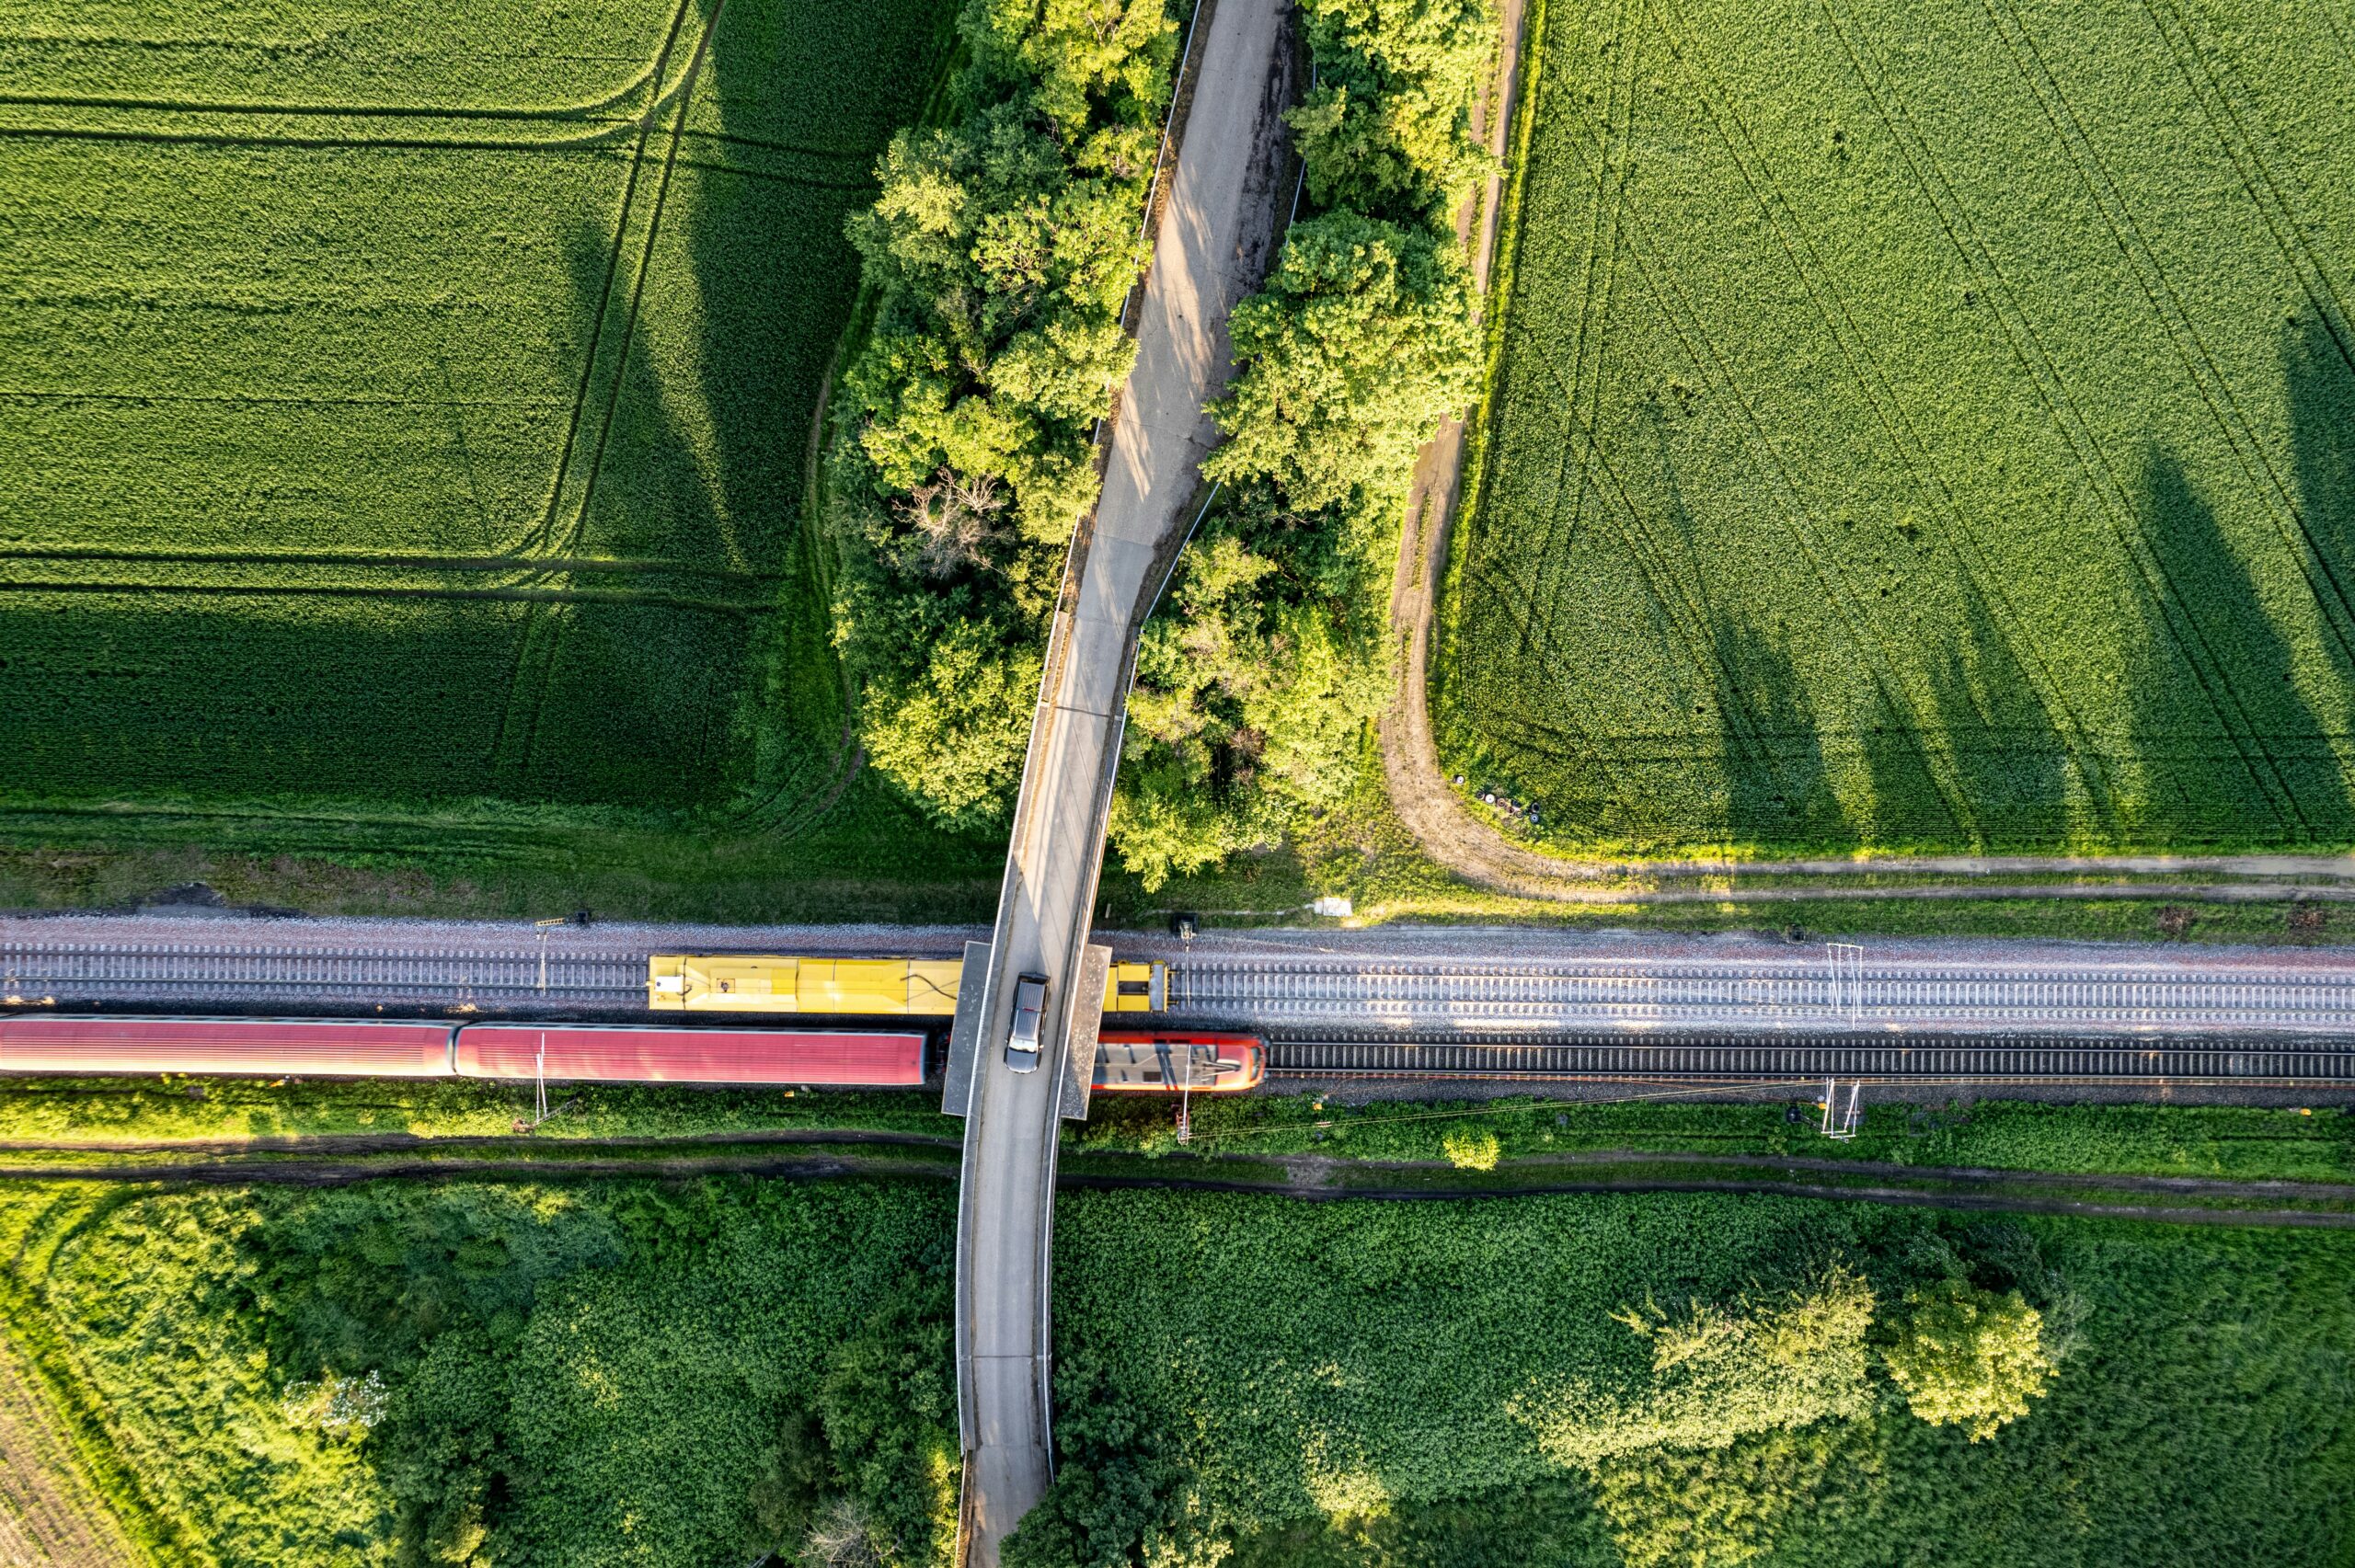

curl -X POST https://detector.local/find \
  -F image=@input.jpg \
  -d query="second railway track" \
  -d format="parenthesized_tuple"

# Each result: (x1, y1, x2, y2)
(1265, 1034, 2355, 1082)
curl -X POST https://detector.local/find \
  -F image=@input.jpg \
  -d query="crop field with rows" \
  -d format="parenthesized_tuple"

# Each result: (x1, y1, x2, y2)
(0, 0, 948, 812)
(1440, 0, 2355, 855)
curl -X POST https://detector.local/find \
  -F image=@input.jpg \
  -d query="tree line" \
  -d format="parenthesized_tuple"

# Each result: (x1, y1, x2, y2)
(826, 0, 1181, 831)
(828, 0, 1496, 876)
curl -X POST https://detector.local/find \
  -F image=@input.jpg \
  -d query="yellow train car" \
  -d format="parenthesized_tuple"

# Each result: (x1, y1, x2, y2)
(648, 955, 1167, 1015)
(647, 956, 963, 1013)
(1102, 959, 1166, 1013)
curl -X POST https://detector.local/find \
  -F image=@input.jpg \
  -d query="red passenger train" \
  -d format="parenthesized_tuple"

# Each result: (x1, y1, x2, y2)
(0, 1015, 928, 1087)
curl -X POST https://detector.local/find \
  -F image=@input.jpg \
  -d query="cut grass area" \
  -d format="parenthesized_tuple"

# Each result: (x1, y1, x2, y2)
(0, 0, 995, 908)
(1440, 0, 2355, 859)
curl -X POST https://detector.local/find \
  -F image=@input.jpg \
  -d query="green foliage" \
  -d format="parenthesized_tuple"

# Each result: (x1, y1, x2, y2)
(828, 0, 1178, 830)
(1046, 1190, 2355, 1567)
(1289, 0, 1499, 223)
(0, 0, 950, 826)
(0, 1179, 957, 1568)
(1442, 0, 2355, 856)
(1881, 1277, 2056, 1441)
(1439, 1128, 1499, 1170)
(1111, 0, 1493, 887)
(1589, 1427, 1839, 1568)
(1204, 213, 1480, 510)
(861, 619, 1047, 832)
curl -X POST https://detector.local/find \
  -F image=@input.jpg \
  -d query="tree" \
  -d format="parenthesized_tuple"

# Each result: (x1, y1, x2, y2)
(1288, 0, 1499, 223)
(862, 623, 1042, 833)
(1202, 211, 1479, 510)
(1882, 1278, 2057, 1440)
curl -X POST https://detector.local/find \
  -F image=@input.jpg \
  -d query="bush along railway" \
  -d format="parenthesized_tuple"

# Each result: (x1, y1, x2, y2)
(5, 940, 2355, 1089)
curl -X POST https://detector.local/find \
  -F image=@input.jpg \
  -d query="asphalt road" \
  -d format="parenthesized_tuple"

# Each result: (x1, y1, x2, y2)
(946, 1, 1293, 1560)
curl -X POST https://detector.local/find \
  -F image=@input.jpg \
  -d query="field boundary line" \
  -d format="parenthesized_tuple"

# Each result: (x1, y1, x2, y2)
(0, 579, 770, 612)
(0, 120, 644, 154)
(0, 52, 672, 124)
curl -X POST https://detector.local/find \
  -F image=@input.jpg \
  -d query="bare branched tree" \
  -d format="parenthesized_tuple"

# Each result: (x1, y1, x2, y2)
(802, 1497, 883, 1568)
(896, 464, 1009, 578)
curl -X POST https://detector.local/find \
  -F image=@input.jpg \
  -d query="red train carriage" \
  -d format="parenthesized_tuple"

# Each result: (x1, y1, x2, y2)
(454, 1024, 927, 1086)
(1091, 1032, 1264, 1093)
(0, 1015, 455, 1077)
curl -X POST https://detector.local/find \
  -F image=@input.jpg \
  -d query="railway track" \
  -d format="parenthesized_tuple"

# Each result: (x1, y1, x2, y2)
(6, 940, 2355, 1084)
(1168, 957, 2355, 1036)
(0, 942, 646, 1006)
(1267, 1035, 2355, 1082)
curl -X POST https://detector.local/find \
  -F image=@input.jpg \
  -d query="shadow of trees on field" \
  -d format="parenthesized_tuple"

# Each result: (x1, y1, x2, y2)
(500, 0, 956, 810)
(1694, 309, 2355, 853)
(2124, 436, 2354, 844)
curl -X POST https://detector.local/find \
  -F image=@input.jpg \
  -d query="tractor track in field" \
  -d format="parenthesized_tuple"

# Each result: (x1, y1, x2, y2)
(0, 578, 771, 615)
(489, 0, 729, 786)
(1378, 0, 2355, 904)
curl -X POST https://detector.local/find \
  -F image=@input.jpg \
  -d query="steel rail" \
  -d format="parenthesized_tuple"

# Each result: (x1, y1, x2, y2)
(1265, 1035, 2355, 1081)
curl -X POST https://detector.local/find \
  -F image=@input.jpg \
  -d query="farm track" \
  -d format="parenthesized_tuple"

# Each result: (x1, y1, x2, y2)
(0, 1134, 2346, 1230)
(1380, 0, 2355, 900)
(488, 0, 722, 786)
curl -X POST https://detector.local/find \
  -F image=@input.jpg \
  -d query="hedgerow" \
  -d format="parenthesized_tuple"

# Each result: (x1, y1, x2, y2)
(826, 0, 1181, 830)
(1108, 0, 1494, 887)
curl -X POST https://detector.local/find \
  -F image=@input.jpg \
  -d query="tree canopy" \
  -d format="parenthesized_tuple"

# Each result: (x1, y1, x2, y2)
(829, 0, 1178, 830)
(1881, 1278, 2058, 1441)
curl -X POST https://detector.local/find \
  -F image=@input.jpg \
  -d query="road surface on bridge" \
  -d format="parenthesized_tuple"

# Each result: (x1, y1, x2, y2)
(942, 0, 1294, 1559)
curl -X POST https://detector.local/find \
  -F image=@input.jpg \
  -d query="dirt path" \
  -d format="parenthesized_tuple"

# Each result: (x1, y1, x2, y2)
(6, 1134, 2349, 1228)
(0, 1332, 141, 1568)
(1374, 5, 2355, 904)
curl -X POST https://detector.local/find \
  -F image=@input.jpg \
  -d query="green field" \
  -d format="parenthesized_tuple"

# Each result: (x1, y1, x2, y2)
(6, 1157, 2353, 1567)
(0, 0, 945, 816)
(1441, 0, 2355, 856)
(1047, 1189, 2355, 1566)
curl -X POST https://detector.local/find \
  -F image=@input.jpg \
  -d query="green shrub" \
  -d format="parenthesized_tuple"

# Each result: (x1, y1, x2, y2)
(1881, 1278, 2057, 1441)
